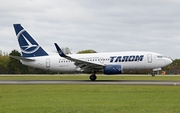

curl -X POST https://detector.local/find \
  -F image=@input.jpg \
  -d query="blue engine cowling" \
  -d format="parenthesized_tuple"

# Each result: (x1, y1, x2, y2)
(103, 65, 123, 74)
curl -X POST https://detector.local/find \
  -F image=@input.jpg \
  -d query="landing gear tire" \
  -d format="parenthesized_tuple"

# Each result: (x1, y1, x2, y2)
(151, 73, 155, 77)
(90, 74, 97, 81)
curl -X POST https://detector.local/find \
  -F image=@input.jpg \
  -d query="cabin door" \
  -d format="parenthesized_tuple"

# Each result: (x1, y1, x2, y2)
(46, 58, 50, 68)
(147, 54, 152, 63)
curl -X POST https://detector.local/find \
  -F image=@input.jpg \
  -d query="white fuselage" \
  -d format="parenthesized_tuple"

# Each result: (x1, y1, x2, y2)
(21, 51, 172, 73)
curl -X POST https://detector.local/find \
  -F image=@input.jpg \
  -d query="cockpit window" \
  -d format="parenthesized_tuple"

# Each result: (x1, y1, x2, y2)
(157, 55, 163, 58)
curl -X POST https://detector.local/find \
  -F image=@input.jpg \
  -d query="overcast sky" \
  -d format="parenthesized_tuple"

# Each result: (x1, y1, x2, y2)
(0, 0, 180, 59)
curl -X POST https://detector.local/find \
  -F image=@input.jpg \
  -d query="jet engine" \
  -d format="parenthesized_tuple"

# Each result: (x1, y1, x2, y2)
(103, 65, 123, 74)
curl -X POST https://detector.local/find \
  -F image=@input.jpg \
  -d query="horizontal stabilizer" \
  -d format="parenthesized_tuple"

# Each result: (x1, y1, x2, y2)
(9, 55, 35, 61)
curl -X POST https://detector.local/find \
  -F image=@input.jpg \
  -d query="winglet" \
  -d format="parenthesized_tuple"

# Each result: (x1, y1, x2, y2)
(54, 43, 67, 57)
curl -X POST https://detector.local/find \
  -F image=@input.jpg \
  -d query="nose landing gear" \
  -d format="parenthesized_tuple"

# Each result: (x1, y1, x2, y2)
(151, 72, 155, 77)
(151, 68, 161, 77)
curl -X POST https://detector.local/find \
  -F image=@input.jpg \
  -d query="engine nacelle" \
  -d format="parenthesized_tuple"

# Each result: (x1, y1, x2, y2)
(103, 65, 123, 74)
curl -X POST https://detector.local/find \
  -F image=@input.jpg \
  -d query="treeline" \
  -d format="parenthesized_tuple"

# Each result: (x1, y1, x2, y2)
(0, 49, 180, 74)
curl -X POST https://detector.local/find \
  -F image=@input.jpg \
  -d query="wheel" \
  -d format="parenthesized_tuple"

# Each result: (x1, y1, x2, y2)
(89, 74, 97, 81)
(151, 73, 155, 77)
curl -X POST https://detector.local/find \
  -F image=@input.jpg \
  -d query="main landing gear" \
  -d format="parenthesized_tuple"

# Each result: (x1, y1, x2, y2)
(90, 74, 97, 81)
(89, 71, 97, 81)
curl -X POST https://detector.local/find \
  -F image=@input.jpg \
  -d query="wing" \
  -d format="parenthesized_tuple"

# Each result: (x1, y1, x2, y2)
(54, 43, 104, 71)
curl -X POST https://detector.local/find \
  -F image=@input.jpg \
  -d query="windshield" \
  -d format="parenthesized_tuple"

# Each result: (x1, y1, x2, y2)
(157, 55, 163, 58)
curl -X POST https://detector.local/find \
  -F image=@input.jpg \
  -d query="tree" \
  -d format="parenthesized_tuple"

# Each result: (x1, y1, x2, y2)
(0, 50, 2, 56)
(8, 50, 28, 74)
(0, 54, 9, 74)
(77, 50, 97, 54)
(163, 59, 180, 74)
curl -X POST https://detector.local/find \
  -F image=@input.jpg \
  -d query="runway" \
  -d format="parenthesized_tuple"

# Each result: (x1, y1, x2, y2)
(0, 80, 180, 86)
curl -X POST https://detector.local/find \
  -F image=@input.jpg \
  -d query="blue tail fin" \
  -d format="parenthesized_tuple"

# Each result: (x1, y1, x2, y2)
(13, 24, 48, 57)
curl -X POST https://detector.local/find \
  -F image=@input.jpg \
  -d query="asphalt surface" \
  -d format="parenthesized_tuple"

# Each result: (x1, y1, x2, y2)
(0, 80, 180, 86)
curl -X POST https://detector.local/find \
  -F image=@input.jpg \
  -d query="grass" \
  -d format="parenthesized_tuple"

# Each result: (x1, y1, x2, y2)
(0, 84, 180, 113)
(0, 74, 180, 113)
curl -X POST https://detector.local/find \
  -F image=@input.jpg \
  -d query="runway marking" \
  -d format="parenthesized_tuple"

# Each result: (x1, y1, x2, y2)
(0, 80, 180, 86)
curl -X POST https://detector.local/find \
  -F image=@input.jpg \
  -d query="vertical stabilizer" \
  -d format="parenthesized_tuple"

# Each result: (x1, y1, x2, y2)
(13, 24, 48, 57)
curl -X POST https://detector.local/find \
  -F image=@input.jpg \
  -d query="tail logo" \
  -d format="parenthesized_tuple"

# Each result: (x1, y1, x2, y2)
(17, 29, 40, 54)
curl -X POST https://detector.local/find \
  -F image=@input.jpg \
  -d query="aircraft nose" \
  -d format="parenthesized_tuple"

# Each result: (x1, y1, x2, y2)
(166, 58, 173, 65)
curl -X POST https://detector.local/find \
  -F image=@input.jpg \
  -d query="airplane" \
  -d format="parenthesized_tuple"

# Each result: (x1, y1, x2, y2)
(11, 24, 173, 81)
